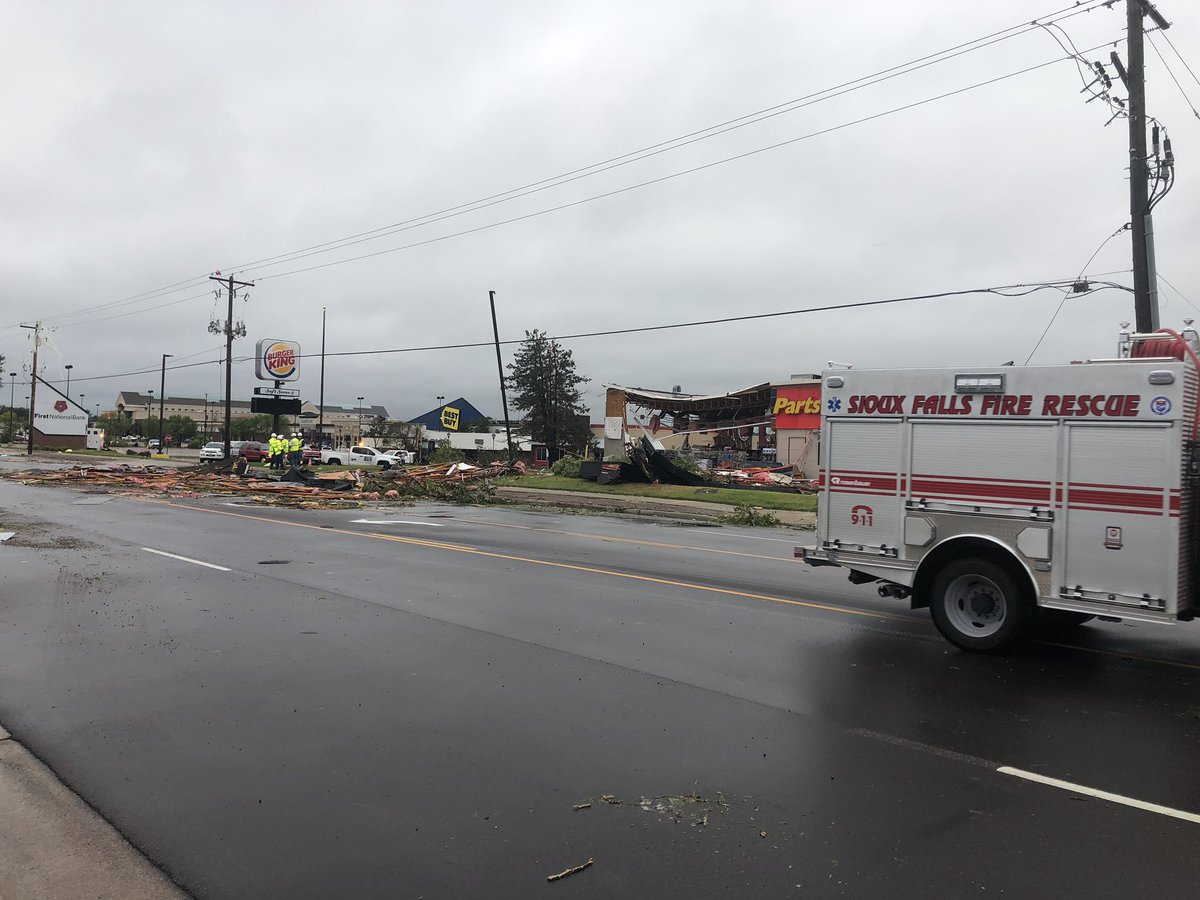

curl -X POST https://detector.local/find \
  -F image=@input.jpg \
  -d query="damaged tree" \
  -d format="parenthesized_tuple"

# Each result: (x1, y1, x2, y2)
(506, 330, 591, 460)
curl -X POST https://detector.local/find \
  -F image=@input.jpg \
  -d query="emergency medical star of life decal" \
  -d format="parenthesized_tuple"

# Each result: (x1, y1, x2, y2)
(1150, 396, 1172, 415)
(827, 397, 842, 413)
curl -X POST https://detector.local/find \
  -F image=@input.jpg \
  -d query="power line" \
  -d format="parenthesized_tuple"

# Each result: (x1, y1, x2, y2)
(1157, 272, 1200, 317)
(303, 281, 1127, 361)
(1024, 225, 1133, 364)
(258, 47, 1115, 284)
(1159, 29, 1200, 88)
(63, 280, 1130, 389)
(5, 0, 1114, 328)
(1147, 31, 1200, 119)
(231, 2, 1112, 280)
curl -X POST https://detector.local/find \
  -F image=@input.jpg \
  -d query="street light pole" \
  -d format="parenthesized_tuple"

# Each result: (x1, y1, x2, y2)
(356, 396, 364, 445)
(64, 364, 73, 398)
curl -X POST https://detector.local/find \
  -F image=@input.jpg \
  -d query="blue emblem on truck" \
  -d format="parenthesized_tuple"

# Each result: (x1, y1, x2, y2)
(1150, 396, 1172, 415)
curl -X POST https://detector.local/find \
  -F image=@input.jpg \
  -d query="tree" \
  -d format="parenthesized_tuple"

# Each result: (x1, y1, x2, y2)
(506, 330, 591, 455)
(462, 416, 496, 433)
(94, 412, 134, 438)
(164, 415, 197, 444)
(230, 414, 272, 441)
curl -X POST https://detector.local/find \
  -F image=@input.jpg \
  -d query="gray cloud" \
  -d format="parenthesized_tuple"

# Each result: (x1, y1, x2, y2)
(2, 0, 1197, 420)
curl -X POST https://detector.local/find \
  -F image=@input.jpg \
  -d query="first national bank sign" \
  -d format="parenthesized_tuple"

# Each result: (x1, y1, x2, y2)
(255, 338, 300, 382)
(34, 388, 87, 436)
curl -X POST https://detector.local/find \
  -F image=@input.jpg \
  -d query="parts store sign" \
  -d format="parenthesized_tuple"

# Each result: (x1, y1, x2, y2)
(255, 338, 300, 382)
(34, 391, 87, 436)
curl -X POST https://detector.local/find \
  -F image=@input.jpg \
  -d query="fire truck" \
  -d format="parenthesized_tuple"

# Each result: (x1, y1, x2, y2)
(797, 329, 1200, 652)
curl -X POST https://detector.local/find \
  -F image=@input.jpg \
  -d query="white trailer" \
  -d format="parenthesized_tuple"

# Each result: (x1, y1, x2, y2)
(797, 335, 1199, 651)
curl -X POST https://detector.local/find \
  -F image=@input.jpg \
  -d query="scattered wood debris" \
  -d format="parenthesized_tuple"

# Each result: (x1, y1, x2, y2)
(572, 802, 592, 811)
(546, 858, 594, 882)
(0, 460, 524, 508)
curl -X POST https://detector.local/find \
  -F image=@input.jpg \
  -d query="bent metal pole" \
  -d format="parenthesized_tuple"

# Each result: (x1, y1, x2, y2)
(489, 290, 515, 466)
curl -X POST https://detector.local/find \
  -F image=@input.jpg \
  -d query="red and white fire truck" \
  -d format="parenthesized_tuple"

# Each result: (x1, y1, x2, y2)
(797, 329, 1200, 651)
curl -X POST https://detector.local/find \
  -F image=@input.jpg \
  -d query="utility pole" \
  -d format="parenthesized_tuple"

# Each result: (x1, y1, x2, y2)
(19, 322, 41, 455)
(318, 307, 326, 449)
(489, 290, 515, 466)
(209, 274, 254, 459)
(1124, 0, 1171, 332)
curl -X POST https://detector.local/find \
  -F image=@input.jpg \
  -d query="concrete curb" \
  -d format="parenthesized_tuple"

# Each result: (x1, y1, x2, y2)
(0, 730, 186, 899)
(495, 486, 816, 528)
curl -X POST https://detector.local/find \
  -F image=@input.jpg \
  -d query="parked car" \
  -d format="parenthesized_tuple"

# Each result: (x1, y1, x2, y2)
(380, 449, 414, 466)
(302, 445, 321, 464)
(148, 439, 160, 449)
(238, 440, 270, 462)
(199, 441, 226, 460)
(320, 445, 398, 467)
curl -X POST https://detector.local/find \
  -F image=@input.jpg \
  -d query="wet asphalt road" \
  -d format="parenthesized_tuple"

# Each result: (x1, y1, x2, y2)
(1, 480, 1199, 898)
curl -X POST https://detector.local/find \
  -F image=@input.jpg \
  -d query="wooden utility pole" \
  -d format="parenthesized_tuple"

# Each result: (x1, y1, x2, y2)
(209, 274, 254, 459)
(318, 307, 327, 449)
(19, 321, 41, 455)
(1125, 0, 1171, 332)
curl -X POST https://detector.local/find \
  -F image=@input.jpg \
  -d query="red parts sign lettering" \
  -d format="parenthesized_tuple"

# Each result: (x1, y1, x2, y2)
(773, 384, 821, 429)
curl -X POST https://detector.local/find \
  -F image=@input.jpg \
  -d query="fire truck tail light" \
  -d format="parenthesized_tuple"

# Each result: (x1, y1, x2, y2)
(1148, 370, 1176, 385)
(954, 374, 1005, 394)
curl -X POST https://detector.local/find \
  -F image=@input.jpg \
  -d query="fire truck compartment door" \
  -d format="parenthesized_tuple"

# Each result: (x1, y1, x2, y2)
(1062, 425, 1175, 610)
(824, 419, 902, 550)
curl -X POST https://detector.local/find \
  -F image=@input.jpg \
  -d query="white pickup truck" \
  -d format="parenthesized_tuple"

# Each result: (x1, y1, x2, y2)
(320, 446, 412, 468)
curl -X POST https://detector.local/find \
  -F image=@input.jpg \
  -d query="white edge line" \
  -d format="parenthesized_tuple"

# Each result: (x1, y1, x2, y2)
(349, 519, 445, 527)
(997, 766, 1200, 824)
(141, 547, 231, 572)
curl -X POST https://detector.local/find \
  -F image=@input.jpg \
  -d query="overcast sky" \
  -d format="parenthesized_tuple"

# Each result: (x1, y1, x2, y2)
(2, 0, 1198, 421)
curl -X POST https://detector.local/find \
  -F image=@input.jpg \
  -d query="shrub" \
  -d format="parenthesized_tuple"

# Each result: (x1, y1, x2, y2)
(550, 455, 582, 478)
(430, 438, 465, 464)
(721, 503, 781, 527)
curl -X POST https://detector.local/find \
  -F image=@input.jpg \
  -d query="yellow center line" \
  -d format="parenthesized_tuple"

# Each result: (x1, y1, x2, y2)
(136, 498, 1200, 672)
(457, 517, 795, 562)
(138, 498, 915, 623)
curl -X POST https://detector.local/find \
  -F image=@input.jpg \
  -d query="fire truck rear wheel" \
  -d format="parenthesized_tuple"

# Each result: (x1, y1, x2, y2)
(929, 558, 1034, 652)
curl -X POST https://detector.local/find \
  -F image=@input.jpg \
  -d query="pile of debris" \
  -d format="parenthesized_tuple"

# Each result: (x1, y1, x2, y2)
(363, 460, 524, 504)
(584, 437, 815, 493)
(0, 459, 527, 507)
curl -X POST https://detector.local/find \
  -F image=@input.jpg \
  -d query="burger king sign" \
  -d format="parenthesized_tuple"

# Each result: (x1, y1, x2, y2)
(255, 338, 301, 382)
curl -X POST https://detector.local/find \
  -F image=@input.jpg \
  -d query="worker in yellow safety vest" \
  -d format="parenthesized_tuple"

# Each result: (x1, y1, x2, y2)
(268, 433, 281, 469)
(289, 433, 302, 467)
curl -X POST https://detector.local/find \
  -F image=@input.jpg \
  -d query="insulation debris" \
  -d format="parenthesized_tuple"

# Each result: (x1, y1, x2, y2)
(0, 460, 525, 507)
